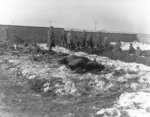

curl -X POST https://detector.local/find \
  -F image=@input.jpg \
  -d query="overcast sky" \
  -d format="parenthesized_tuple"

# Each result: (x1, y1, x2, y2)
(0, 0, 150, 34)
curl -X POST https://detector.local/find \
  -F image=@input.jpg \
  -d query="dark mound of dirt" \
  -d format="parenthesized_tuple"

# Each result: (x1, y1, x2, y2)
(78, 47, 150, 66)
(100, 50, 150, 66)
(102, 51, 128, 60)
(58, 55, 105, 74)
(28, 51, 68, 63)
(142, 50, 150, 56)
(82, 48, 104, 54)
(9, 43, 43, 55)
(58, 55, 89, 65)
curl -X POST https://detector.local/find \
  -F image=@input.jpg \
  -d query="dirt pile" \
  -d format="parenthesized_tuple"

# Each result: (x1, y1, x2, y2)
(0, 53, 134, 98)
(86, 49, 150, 67)
(1, 44, 150, 116)
(58, 55, 105, 74)
(9, 43, 43, 55)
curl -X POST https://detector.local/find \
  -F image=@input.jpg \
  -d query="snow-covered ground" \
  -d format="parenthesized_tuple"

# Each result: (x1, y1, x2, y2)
(57, 48, 150, 117)
(1, 42, 150, 117)
(40, 44, 150, 117)
(111, 41, 150, 51)
(39, 41, 150, 52)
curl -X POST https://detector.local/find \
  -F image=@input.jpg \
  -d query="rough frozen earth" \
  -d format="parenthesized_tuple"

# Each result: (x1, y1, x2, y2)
(1, 42, 150, 117)
(41, 44, 150, 117)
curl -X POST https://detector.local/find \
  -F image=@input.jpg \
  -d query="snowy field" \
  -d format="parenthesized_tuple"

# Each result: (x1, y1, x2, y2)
(111, 41, 150, 51)
(39, 41, 150, 51)
(1, 41, 150, 117)
(39, 42, 150, 117)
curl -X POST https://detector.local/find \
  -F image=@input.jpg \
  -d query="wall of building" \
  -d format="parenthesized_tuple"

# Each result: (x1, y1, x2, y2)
(0, 25, 8, 41)
(0, 25, 64, 44)
(0, 24, 149, 44)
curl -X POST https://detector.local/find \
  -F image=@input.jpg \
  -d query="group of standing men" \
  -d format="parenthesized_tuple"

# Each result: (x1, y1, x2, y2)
(60, 30, 94, 50)
(47, 26, 143, 58)
(47, 26, 110, 51)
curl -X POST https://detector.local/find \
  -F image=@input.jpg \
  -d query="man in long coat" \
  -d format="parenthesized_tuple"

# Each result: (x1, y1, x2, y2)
(47, 26, 55, 51)
(66, 30, 73, 50)
(102, 36, 110, 50)
(128, 43, 135, 54)
(61, 30, 67, 48)
(135, 47, 142, 56)
(74, 36, 80, 49)
(86, 33, 93, 48)
(80, 30, 87, 48)
(96, 31, 103, 48)
(112, 40, 122, 52)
